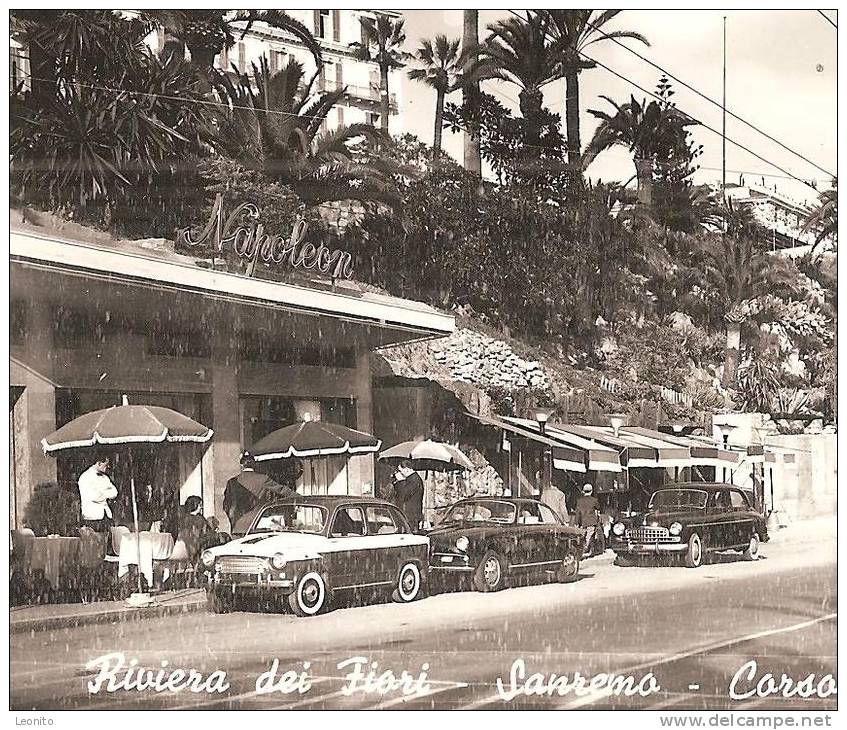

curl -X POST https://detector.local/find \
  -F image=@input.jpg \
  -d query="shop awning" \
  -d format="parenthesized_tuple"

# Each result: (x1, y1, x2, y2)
(502, 417, 622, 472)
(470, 413, 587, 473)
(625, 427, 733, 468)
(553, 425, 660, 468)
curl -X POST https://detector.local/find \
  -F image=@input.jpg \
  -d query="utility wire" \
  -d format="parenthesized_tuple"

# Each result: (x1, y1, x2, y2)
(504, 10, 823, 193)
(817, 10, 837, 29)
(581, 16, 834, 179)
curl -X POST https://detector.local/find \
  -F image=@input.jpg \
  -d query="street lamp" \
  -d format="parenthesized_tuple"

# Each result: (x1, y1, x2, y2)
(534, 407, 554, 436)
(670, 422, 686, 435)
(609, 414, 627, 438)
(715, 422, 737, 484)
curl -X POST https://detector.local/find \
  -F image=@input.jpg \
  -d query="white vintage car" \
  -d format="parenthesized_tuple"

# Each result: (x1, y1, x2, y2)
(202, 495, 429, 616)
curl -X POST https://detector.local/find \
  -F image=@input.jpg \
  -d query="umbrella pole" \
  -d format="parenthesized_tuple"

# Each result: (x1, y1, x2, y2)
(128, 451, 143, 595)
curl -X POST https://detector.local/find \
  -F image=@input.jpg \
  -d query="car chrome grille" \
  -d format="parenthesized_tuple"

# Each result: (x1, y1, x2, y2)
(626, 527, 674, 543)
(217, 556, 267, 574)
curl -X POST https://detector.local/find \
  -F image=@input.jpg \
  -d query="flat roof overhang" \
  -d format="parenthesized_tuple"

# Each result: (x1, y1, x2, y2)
(10, 230, 454, 347)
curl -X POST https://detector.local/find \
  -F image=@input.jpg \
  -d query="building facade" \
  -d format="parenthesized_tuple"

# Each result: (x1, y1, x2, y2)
(10, 218, 452, 532)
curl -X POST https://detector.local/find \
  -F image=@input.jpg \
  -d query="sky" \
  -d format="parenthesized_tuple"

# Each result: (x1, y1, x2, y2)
(397, 9, 837, 205)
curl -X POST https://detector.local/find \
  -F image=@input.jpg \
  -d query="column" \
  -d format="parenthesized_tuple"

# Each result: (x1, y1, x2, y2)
(210, 312, 242, 530)
(350, 348, 374, 495)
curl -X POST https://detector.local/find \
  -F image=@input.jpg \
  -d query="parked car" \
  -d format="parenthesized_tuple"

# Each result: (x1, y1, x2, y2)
(427, 497, 584, 591)
(201, 496, 429, 616)
(609, 483, 768, 568)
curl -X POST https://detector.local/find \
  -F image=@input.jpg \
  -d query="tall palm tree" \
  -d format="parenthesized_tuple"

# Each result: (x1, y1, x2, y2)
(584, 95, 696, 206)
(350, 14, 410, 134)
(462, 10, 482, 175)
(407, 35, 462, 159)
(543, 10, 648, 169)
(212, 57, 398, 207)
(802, 179, 838, 253)
(466, 12, 565, 149)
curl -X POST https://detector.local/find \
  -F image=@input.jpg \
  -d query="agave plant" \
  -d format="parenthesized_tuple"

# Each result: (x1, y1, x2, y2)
(212, 57, 400, 207)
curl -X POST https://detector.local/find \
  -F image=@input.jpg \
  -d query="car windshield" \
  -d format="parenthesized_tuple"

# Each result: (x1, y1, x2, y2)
(440, 500, 517, 525)
(250, 504, 328, 534)
(648, 489, 708, 510)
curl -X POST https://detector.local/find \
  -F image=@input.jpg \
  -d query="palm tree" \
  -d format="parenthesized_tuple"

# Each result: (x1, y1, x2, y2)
(584, 95, 696, 206)
(462, 10, 482, 175)
(407, 35, 462, 159)
(212, 57, 398, 207)
(802, 179, 838, 253)
(466, 12, 565, 149)
(350, 14, 410, 134)
(144, 10, 322, 76)
(543, 10, 648, 169)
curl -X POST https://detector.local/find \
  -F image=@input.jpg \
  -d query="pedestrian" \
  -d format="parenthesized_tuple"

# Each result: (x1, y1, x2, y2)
(223, 452, 296, 534)
(573, 483, 601, 555)
(176, 496, 215, 563)
(392, 460, 424, 530)
(539, 483, 569, 523)
(77, 456, 118, 533)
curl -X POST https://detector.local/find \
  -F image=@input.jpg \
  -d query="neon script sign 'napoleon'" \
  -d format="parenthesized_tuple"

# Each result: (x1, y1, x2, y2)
(179, 194, 354, 279)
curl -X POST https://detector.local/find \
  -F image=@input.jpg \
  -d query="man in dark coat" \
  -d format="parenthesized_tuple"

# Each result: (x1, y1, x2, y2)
(392, 461, 424, 530)
(223, 452, 296, 534)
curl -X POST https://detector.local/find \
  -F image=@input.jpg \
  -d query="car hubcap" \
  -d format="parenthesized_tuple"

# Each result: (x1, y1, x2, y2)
(402, 571, 415, 592)
(692, 539, 701, 563)
(484, 558, 500, 586)
(302, 581, 319, 607)
(562, 554, 577, 576)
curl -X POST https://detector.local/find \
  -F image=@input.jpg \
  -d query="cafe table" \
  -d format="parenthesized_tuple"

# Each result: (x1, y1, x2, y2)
(117, 532, 175, 589)
(28, 536, 81, 590)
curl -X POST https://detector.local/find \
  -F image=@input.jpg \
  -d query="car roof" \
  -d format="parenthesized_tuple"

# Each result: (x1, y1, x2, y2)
(261, 495, 396, 509)
(450, 497, 535, 506)
(655, 482, 741, 493)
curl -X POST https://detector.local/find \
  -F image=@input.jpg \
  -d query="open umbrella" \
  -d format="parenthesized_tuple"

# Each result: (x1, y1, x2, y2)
(42, 396, 213, 603)
(378, 438, 473, 472)
(248, 418, 381, 461)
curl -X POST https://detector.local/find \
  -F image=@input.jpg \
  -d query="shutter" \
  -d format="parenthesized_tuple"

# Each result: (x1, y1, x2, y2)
(313, 9, 321, 35)
(219, 45, 228, 70)
(335, 62, 343, 89)
(333, 10, 341, 42)
(337, 107, 344, 127)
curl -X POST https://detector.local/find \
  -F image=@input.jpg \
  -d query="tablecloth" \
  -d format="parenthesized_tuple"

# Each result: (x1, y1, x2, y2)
(117, 532, 175, 588)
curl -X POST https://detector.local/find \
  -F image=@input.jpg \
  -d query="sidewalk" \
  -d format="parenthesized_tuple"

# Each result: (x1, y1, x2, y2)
(10, 588, 207, 634)
(9, 516, 833, 635)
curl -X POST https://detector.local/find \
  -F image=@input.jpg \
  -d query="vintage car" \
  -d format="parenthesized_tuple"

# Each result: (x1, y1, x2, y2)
(610, 483, 768, 568)
(427, 497, 584, 591)
(201, 495, 429, 616)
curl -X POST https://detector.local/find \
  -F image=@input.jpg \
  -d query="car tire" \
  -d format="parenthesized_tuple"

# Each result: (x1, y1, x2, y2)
(473, 550, 508, 592)
(743, 532, 760, 561)
(684, 532, 704, 568)
(556, 552, 580, 583)
(287, 571, 327, 617)
(614, 553, 637, 567)
(206, 587, 234, 614)
(392, 562, 423, 603)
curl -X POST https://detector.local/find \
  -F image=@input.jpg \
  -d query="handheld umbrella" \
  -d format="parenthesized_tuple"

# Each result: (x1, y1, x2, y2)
(42, 396, 213, 602)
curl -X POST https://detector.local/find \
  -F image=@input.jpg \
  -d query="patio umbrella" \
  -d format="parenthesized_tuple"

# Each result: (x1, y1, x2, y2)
(248, 418, 381, 461)
(41, 396, 213, 601)
(378, 439, 474, 472)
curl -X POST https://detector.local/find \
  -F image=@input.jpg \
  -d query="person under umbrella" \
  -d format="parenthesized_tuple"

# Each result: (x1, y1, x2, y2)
(77, 456, 118, 534)
(223, 451, 297, 535)
(391, 460, 425, 530)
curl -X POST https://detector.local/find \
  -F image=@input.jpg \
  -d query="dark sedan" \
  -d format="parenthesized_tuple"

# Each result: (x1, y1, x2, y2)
(427, 497, 584, 591)
(610, 483, 768, 568)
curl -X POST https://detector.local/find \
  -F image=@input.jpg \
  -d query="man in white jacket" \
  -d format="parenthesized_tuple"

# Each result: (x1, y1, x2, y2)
(78, 457, 118, 532)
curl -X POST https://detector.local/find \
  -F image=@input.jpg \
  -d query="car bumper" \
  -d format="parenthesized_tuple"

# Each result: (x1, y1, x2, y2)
(612, 542, 687, 554)
(429, 552, 473, 571)
(207, 573, 296, 592)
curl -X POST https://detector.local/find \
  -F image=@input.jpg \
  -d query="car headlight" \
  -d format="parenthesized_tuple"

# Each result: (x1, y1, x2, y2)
(201, 550, 215, 568)
(455, 536, 469, 552)
(271, 552, 287, 569)
(669, 522, 683, 536)
(613, 522, 625, 536)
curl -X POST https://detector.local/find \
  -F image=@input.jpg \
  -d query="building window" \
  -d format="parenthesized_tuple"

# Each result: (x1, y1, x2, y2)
(238, 42, 246, 72)
(367, 111, 381, 127)
(318, 9, 330, 39)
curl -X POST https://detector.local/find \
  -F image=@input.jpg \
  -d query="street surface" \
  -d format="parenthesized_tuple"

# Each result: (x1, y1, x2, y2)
(11, 528, 837, 711)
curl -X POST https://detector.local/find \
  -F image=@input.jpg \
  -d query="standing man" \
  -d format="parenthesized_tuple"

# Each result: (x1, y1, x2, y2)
(573, 483, 601, 555)
(77, 456, 118, 533)
(540, 483, 569, 523)
(223, 452, 296, 535)
(392, 461, 424, 530)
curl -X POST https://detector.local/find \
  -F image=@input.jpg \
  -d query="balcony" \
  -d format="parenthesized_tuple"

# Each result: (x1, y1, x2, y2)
(320, 78, 398, 110)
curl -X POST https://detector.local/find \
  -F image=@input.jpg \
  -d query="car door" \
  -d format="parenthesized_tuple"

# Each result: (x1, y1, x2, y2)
(729, 489, 755, 547)
(327, 505, 370, 589)
(706, 490, 734, 550)
(364, 504, 407, 584)
(537, 502, 571, 566)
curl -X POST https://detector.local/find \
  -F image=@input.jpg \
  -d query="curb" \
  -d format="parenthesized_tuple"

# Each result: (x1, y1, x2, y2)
(10, 595, 207, 635)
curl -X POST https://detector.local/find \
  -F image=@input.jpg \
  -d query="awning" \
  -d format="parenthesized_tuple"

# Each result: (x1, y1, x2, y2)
(626, 427, 729, 468)
(553, 425, 659, 468)
(503, 417, 622, 472)
(471, 413, 587, 473)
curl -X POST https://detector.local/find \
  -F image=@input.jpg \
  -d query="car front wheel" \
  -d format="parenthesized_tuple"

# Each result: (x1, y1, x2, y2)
(288, 571, 327, 617)
(684, 532, 704, 568)
(392, 562, 423, 603)
(743, 532, 760, 561)
(473, 550, 508, 592)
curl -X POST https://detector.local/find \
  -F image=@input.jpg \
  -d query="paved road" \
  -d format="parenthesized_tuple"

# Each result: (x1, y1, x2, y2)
(11, 533, 837, 711)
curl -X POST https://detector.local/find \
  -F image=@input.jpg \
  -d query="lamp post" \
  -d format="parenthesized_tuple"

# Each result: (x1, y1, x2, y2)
(754, 425, 771, 516)
(715, 422, 737, 483)
(534, 407, 554, 495)
(609, 414, 626, 438)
